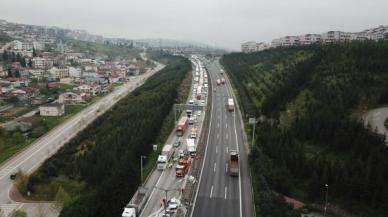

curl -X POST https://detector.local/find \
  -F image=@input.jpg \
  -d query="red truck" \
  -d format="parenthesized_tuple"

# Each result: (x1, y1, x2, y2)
(176, 116, 188, 136)
(176, 156, 191, 177)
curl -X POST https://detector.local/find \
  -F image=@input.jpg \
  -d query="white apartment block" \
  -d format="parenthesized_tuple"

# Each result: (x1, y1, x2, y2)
(49, 66, 69, 79)
(40, 103, 65, 116)
(32, 57, 53, 69)
(241, 41, 260, 53)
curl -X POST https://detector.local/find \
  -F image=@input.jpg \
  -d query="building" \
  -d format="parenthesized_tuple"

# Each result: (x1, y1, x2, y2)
(49, 66, 69, 79)
(32, 41, 45, 50)
(73, 83, 101, 96)
(300, 34, 322, 45)
(241, 41, 259, 53)
(32, 57, 53, 69)
(58, 92, 87, 104)
(39, 103, 65, 116)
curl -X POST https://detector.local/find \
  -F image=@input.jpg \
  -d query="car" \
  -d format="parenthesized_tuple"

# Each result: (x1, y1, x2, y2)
(166, 197, 180, 212)
(10, 173, 17, 180)
(196, 111, 202, 116)
(173, 138, 181, 147)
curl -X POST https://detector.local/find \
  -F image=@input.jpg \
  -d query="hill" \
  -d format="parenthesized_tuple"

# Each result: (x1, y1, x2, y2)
(221, 42, 388, 217)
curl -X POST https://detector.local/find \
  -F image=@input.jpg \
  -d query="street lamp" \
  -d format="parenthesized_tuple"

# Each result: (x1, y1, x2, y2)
(324, 184, 329, 217)
(140, 155, 146, 186)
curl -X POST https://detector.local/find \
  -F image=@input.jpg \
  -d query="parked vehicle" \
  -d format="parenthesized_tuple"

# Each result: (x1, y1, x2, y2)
(229, 150, 239, 177)
(176, 156, 191, 177)
(221, 78, 226, 84)
(173, 138, 181, 147)
(121, 186, 149, 217)
(157, 155, 168, 170)
(166, 197, 180, 212)
(216, 79, 221, 85)
(176, 117, 188, 136)
(190, 127, 198, 139)
(187, 138, 196, 156)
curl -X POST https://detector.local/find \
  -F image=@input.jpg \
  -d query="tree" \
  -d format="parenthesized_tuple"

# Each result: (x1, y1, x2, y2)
(52, 186, 72, 212)
(20, 58, 26, 67)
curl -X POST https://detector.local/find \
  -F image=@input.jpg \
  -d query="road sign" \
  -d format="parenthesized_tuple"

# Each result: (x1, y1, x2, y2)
(153, 144, 158, 151)
(249, 118, 256, 124)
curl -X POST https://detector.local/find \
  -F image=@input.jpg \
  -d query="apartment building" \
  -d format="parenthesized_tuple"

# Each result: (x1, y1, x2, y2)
(241, 41, 259, 53)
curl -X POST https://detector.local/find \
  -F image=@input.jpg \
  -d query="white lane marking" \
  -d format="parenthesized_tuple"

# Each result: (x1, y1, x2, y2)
(190, 65, 215, 217)
(217, 133, 219, 139)
(210, 185, 214, 198)
(214, 162, 216, 173)
(225, 186, 228, 200)
(226, 134, 228, 140)
(216, 145, 218, 153)
(226, 146, 228, 153)
(233, 90, 243, 217)
(226, 163, 228, 173)
(226, 123, 228, 129)
(218, 123, 220, 128)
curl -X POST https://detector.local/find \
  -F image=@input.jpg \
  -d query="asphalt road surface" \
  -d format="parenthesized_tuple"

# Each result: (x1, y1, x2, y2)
(191, 59, 254, 217)
(139, 57, 208, 217)
(0, 61, 164, 216)
(364, 107, 388, 142)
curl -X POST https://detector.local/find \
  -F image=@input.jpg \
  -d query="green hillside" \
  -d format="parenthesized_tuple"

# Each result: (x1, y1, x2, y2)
(221, 42, 388, 217)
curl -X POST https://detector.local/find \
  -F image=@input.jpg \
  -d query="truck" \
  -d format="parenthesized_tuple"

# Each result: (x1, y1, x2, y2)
(229, 150, 239, 177)
(227, 98, 235, 112)
(176, 156, 191, 177)
(176, 116, 188, 136)
(157, 155, 168, 170)
(190, 127, 198, 139)
(196, 86, 202, 100)
(121, 186, 149, 217)
(221, 78, 226, 84)
(216, 79, 221, 85)
(187, 138, 197, 156)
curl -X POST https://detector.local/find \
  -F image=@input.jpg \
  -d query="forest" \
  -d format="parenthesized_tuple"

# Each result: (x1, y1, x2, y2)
(221, 41, 388, 217)
(24, 54, 191, 217)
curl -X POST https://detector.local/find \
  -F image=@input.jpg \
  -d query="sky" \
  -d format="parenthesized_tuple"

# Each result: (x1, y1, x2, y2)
(1, 0, 388, 50)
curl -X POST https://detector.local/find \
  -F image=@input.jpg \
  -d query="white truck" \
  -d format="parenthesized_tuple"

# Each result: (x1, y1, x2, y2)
(227, 98, 235, 112)
(157, 155, 168, 170)
(187, 138, 197, 156)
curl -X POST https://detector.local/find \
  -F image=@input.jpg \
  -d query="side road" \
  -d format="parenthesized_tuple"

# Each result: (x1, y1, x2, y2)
(0, 58, 165, 217)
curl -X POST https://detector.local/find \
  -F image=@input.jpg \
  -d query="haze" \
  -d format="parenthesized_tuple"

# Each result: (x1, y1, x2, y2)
(1, 0, 388, 50)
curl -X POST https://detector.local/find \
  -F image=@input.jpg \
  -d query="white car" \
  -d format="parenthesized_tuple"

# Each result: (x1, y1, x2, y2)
(196, 111, 202, 116)
(166, 198, 180, 212)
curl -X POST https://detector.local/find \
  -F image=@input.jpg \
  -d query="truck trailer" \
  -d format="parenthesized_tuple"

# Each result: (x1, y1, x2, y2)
(176, 116, 188, 136)
(229, 150, 239, 177)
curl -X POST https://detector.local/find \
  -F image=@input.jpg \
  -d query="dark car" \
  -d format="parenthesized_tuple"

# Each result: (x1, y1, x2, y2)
(10, 173, 17, 180)
(173, 138, 181, 148)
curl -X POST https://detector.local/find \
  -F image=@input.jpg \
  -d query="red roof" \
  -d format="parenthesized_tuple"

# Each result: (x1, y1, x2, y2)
(284, 196, 305, 209)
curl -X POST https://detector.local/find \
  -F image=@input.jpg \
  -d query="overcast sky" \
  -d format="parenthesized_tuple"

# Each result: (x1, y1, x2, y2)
(1, 0, 388, 50)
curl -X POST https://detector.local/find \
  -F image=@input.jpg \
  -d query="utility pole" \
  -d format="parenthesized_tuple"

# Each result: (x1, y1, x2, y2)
(140, 155, 146, 186)
(324, 184, 329, 217)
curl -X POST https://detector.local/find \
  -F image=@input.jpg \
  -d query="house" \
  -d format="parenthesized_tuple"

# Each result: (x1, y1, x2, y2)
(58, 92, 87, 104)
(73, 83, 101, 96)
(39, 103, 65, 116)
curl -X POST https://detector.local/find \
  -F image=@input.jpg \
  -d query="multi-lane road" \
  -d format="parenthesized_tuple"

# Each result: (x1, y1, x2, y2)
(138, 57, 208, 217)
(0, 60, 164, 216)
(191, 59, 254, 217)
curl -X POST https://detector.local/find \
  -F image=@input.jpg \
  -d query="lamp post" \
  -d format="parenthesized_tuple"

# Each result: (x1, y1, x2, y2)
(140, 155, 146, 186)
(324, 184, 329, 217)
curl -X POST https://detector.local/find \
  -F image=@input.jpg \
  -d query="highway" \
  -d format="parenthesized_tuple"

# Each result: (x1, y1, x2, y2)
(0, 60, 164, 216)
(191, 59, 254, 217)
(136, 57, 208, 217)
